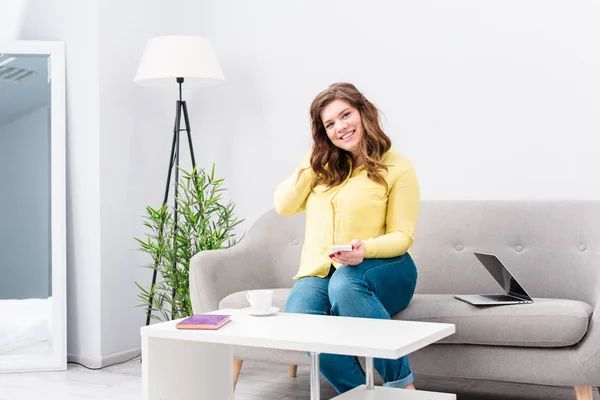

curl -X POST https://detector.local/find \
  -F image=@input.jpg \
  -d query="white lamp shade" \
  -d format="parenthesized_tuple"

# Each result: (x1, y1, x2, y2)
(134, 35, 225, 89)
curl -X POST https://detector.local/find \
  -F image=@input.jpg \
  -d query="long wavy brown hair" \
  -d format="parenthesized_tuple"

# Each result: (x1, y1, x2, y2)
(309, 82, 392, 189)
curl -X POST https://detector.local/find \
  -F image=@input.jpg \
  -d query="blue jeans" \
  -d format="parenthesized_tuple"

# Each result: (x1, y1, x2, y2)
(285, 253, 418, 394)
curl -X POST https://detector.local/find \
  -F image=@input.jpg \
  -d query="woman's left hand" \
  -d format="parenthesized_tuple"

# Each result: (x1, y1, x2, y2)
(329, 239, 365, 266)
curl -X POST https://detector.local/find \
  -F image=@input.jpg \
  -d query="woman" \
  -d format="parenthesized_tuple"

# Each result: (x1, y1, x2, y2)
(274, 82, 420, 394)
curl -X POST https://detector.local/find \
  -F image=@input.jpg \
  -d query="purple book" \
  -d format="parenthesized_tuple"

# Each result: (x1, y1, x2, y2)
(176, 314, 231, 330)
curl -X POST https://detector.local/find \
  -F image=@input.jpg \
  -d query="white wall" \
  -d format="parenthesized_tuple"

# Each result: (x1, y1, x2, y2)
(96, 0, 205, 360)
(19, 0, 205, 366)
(19, 0, 103, 365)
(0, 106, 50, 300)
(99, 0, 600, 361)
(187, 0, 600, 235)
(17, 0, 600, 365)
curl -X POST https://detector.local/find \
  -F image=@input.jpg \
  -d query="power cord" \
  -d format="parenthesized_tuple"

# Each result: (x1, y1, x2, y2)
(67, 353, 141, 371)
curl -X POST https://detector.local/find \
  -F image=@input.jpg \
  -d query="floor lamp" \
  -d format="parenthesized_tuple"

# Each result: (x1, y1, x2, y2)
(134, 35, 226, 326)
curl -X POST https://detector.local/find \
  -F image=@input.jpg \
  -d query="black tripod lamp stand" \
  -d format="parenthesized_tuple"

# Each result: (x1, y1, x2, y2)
(134, 35, 226, 326)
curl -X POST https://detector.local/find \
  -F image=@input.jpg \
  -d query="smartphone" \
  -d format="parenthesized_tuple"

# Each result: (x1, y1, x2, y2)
(331, 244, 353, 252)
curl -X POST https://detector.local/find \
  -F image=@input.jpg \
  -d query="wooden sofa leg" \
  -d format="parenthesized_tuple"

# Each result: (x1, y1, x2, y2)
(289, 364, 298, 378)
(233, 359, 243, 390)
(574, 386, 592, 400)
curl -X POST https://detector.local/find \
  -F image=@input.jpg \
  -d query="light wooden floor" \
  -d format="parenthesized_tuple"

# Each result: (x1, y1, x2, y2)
(0, 358, 597, 400)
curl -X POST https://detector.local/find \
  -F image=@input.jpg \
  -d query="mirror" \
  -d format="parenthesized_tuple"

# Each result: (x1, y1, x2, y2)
(0, 41, 66, 372)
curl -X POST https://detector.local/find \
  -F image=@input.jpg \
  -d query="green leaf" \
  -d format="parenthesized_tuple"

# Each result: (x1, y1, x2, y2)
(134, 165, 245, 322)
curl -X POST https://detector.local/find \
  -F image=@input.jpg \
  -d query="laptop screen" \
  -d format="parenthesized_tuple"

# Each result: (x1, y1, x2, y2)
(474, 253, 531, 299)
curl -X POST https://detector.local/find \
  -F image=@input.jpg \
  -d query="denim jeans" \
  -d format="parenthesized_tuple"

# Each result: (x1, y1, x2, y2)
(284, 253, 418, 394)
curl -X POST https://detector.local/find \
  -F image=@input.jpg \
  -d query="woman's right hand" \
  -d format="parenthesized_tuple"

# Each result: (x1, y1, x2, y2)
(329, 239, 365, 266)
(273, 149, 315, 216)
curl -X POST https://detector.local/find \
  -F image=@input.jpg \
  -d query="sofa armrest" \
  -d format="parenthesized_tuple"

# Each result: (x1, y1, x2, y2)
(189, 233, 281, 314)
(581, 298, 600, 383)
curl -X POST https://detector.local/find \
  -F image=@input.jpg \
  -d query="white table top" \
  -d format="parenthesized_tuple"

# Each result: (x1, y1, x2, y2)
(141, 309, 455, 359)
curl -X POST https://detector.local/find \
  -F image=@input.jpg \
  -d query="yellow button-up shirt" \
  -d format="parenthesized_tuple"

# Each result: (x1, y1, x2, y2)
(274, 148, 420, 280)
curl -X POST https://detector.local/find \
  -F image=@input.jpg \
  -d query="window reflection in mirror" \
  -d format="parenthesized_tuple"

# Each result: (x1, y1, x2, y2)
(0, 53, 52, 356)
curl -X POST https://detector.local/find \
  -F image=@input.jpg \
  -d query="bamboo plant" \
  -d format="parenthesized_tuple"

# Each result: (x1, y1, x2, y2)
(135, 165, 244, 322)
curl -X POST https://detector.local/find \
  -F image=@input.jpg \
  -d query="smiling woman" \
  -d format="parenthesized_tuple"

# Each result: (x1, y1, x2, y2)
(308, 82, 393, 190)
(274, 82, 421, 395)
(321, 102, 364, 156)
(0, 41, 66, 373)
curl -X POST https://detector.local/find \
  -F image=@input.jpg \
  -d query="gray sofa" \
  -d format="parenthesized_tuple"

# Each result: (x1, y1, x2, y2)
(189, 201, 600, 398)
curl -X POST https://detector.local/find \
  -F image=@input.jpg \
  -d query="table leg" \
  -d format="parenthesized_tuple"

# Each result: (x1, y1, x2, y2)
(310, 352, 320, 400)
(365, 357, 374, 390)
(142, 335, 233, 400)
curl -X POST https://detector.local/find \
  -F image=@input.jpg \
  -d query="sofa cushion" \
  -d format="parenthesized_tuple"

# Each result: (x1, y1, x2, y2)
(219, 290, 593, 348)
(396, 294, 592, 347)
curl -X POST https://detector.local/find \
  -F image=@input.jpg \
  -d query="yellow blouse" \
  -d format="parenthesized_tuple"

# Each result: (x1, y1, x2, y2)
(274, 148, 420, 280)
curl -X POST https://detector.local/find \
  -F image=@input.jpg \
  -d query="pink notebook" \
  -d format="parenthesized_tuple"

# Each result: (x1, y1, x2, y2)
(176, 314, 231, 330)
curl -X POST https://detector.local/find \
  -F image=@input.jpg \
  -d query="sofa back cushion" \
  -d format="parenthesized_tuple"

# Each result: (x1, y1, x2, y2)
(411, 201, 600, 306)
(258, 201, 600, 306)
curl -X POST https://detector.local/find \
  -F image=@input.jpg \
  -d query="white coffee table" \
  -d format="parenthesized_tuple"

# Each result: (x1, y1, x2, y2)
(141, 309, 455, 400)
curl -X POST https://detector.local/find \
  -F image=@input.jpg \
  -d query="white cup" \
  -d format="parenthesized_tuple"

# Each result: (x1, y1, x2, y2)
(246, 290, 273, 312)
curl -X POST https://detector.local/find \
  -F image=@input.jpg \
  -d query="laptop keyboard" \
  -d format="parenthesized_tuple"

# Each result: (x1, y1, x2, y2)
(481, 294, 524, 302)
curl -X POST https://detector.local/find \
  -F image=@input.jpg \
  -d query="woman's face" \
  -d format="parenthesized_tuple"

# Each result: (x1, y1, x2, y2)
(320, 99, 363, 156)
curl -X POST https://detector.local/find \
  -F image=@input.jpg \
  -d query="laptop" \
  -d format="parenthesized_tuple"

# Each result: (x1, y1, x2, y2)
(454, 252, 534, 305)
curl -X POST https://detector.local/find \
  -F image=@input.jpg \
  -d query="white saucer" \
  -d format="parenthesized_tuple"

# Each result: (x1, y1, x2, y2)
(242, 306, 280, 316)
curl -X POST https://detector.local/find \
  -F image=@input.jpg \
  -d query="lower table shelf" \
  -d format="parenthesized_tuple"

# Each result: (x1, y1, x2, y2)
(331, 385, 456, 400)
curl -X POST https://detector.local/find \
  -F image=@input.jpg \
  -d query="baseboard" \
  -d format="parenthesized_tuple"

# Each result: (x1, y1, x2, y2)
(67, 347, 141, 369)
(101, 347, 142, 367)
